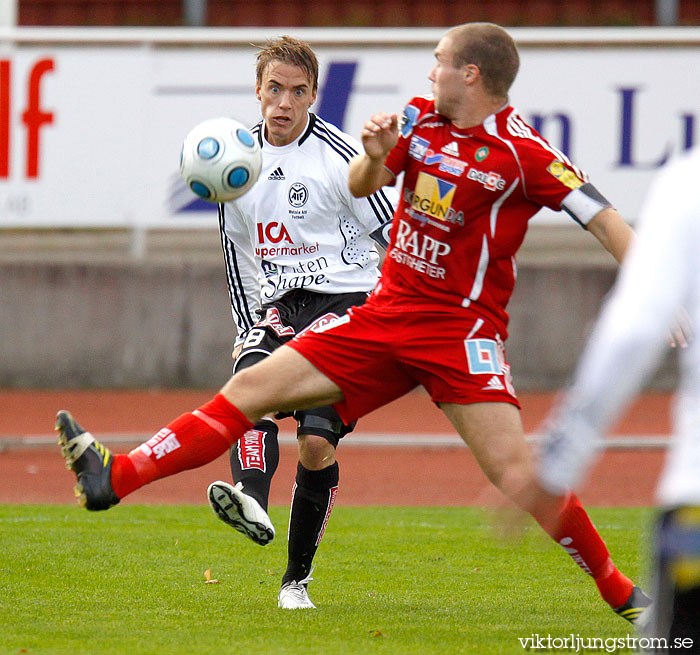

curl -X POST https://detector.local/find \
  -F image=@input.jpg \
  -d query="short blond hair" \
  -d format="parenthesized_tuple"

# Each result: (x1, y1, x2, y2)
(255, 35, 319, 93)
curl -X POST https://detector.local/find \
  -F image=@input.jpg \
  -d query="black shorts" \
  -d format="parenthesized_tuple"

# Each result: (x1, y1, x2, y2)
(234, 289, 368, 446)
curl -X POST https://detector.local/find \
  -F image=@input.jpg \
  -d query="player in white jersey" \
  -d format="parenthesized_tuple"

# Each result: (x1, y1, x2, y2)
(208, 36, 395, 610)
(532, 149, 700, 641)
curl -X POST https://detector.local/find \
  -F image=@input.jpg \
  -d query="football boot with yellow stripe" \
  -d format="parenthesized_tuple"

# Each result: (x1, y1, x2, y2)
(55, 410, 120, 511)
(613, 585, 653, 627)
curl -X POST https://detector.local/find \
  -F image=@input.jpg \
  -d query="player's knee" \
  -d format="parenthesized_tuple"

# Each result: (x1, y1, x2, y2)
(298, 434, 336, 470)
(484, 458, 534, 501)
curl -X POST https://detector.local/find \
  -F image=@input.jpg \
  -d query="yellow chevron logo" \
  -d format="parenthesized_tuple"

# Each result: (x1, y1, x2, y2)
(95, 441, 110, 467)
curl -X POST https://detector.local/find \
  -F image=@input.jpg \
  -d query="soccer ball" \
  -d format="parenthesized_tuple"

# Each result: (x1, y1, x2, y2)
(180, 117, 262, 202)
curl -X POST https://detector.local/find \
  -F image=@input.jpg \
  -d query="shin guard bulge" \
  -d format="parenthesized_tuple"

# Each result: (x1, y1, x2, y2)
(283, 462, 339, 585)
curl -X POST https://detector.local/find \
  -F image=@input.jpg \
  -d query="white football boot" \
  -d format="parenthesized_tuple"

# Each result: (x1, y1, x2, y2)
(207, 481, 275, 545)
(278, 571, 316, 609)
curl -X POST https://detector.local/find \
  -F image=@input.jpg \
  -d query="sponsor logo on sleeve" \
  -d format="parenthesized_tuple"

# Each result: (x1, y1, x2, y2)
(400, 104, 420, 137)
(547, 160, 583, 190)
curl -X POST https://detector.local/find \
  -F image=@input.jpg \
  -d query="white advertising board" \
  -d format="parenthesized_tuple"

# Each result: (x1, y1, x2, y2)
(1, 27, 699, 227)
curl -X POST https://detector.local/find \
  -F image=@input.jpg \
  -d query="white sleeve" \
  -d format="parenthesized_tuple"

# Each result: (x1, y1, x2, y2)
(327, 131, 397, 243)
(340, 165, 396, 243)
(538, 153, 700, 494)
(217, 202, 262, 347)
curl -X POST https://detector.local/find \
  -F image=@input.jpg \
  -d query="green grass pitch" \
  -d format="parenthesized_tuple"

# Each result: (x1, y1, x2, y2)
(1, 505, 653, 654)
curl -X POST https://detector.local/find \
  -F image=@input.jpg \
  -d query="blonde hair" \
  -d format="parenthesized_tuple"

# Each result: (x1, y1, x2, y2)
(255, 35, 319, 93)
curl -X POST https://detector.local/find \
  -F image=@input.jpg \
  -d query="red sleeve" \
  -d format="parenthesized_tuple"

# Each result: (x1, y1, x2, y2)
(507, 120, 589, 211)
(384, 137, 408, 178)
(384, 96, 433, 178)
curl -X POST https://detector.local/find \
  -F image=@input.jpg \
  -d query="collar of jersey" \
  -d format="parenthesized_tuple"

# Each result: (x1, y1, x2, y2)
(260, 113, 314, 153)
(446, 103, 512, 138)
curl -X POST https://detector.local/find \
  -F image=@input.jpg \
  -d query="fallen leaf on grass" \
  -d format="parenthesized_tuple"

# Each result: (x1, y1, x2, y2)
(369, 630, 384, 638)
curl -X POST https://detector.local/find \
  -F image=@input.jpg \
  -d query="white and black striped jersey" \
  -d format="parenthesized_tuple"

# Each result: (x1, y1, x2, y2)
(218, 113, 396, 346)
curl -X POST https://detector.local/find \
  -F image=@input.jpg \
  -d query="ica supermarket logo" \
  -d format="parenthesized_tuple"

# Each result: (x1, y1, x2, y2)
(410, 172, 463, 224)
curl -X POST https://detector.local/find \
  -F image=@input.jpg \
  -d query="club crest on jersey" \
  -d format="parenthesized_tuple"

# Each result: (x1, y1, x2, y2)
(547, 160, 583, 190)
(406, 172, 465, 225)
(288, 182, 309, 207)
(465, 339, 501, 375)
(475, 146, 489, 162)
(401, 104, 420, 137)
(409, 135, 430, 161)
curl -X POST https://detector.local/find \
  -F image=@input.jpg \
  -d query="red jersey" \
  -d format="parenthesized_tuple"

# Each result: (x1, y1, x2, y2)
(373, 95, 594, 338)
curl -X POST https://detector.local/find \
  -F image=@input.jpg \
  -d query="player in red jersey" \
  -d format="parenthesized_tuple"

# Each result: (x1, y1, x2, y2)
(56, 22, 649, 623)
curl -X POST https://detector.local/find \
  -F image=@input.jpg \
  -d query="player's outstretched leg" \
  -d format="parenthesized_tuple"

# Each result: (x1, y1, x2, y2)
(207, 419, 280, 545)
(534, 492, 652, 626)
(56, 410, 120, 511)
(444, 402, 653, 626)
(56, 393, 254, 510)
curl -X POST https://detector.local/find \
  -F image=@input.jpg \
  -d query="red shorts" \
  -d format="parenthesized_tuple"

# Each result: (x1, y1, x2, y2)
(287, 300, 519, 425)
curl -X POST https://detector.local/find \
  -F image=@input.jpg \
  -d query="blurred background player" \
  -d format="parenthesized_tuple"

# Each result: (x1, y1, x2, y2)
(56, 22, 647, 623)
(532, 148, 700, 641)
(208, 36, 395, 609)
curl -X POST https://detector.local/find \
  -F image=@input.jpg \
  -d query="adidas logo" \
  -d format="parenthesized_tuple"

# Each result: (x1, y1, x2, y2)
(268, 167, 285, 180)
(441, 141, 459, 156)
(482, 375, 504, 391)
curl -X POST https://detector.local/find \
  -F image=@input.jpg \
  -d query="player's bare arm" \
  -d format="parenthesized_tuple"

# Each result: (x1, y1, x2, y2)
(588, 207, 691, 347)
(586, 207, 634, 264)
(348, 112, 399, 197)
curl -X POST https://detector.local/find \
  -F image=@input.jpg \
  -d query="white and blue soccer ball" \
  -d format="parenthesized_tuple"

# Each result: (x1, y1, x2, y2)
(180, 117, 262, 202)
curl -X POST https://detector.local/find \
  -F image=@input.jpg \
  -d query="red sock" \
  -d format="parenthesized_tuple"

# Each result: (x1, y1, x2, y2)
(532, 493, 634, 608)
(111, 394, 252, 499)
